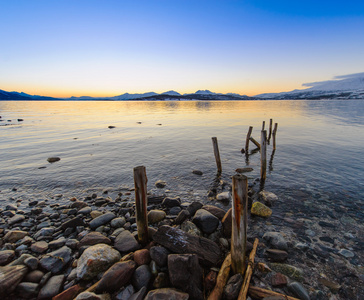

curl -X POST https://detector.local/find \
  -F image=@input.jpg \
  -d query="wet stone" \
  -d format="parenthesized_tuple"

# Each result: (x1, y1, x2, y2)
(223, 273, 244, 300)
(271, 272, 288, 287)
(39, 246, 72, 273)
(287, 281, 310, 300)
(192, 209, 219, 234)
(150, 246, 170, 267)
(263, 232, 288, 251)
(114, 284, 135, 300)
(38, 274, 65, 299)
(132, 264, 152, 291)
(162, 197, 180, 208)
(265, 249, 288, 262)
(155, 180, 167, 188)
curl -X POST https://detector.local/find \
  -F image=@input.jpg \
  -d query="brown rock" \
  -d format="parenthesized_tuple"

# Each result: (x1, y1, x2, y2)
(96, 261, 137, 293)
(133, 249, 151, 266)
(53, 284, 85, 300)
(271, 272, 288, 287)
(0, 250, 15, 265)
(23, 270, 45, 283)
(4, 230, 28, 243)
(79, 232, 111, 247)
(168, 254, 203, 300)
(31, 241, 49, 253)
(201, 205, 226, 220)
(204, 270, 217, 294)
(222, 208, 232, 237)
(265, 249, 288, 262)
(0, 265, 28, 296)
(70, 201, 88, 209)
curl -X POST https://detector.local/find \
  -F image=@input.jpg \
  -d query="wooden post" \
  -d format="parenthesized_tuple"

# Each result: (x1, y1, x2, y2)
(272, 123, 278, 150)
(249, 137, 260, 149)
(260, 131, 267, 185)
(231, 174, 248, 274)
(267, 119, 273, 143)
(245, 126, 253, 153)
(133, 166, 149, 245)
(212, 137, 222, 174)
(261, 121, 265, 131)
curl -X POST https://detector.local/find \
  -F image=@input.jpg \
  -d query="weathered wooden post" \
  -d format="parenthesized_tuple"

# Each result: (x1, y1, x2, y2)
(245, 126, 253, 153)
(260, 130, 267, 185)
(262, 121, 265, 131)
(267, 118, 273, 143)
(272, 123, 278, 150)
(133, 166, 149, 245)
(212, 137, 222, 174)
(231, 174, 248, 274)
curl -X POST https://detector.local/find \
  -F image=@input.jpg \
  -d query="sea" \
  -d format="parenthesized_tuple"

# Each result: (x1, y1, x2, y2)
(0, 100, 364, 219)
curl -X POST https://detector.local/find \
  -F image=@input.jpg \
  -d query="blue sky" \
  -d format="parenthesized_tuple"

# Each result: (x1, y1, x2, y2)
(1, 0, 364, 97)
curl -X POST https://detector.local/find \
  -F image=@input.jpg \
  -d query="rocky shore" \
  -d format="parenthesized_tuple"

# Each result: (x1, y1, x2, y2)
(0, 178, 363, 300)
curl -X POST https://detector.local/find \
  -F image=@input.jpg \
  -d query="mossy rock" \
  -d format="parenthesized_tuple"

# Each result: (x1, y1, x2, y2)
(251, 201, 272, 217)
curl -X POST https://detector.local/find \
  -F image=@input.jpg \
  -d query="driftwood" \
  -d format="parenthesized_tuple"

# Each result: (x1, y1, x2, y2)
(212, 137, 222, 173)
(207, 254, 231, 300)
(238, 238, 259, 300)
(248, 286, 300, 300)
(153, 225, 222, 266)
(249, 137, 261, 149)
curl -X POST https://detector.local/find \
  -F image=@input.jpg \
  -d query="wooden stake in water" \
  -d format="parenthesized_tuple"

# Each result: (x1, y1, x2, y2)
(212, 137, 222, 174)
(272, 123, 278, 150)
(231, 174, 248, 274)
(133, 166, 149, 245)
(262, 121, 265, 131)
(267, 118, 273, 143)
(260, 130, 267, 184)
(245, 126, 253, 154)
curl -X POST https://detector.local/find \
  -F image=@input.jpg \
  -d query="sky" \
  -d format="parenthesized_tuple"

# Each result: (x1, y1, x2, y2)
(1, 0, 364, 97)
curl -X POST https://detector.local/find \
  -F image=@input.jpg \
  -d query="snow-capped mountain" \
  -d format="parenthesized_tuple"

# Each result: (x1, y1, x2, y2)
(255, 72, 364, 100)
(161, 90, 181, 96)
(110, 92, 157, 100)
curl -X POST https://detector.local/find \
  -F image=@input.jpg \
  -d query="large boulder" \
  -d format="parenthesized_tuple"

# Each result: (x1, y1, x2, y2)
(0, 265, 28, 297)
(192, 209, 219, 234)
(77, 244, 121, 280)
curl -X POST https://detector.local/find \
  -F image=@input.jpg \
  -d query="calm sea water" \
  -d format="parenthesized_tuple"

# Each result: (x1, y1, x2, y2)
(1, 100, 364, 216)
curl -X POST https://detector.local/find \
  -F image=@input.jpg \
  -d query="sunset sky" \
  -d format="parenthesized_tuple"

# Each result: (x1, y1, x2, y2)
(1, 0, 364, 97)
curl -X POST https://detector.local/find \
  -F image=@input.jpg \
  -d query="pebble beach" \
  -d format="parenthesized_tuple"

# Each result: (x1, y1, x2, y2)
(0, 171, 363, 300)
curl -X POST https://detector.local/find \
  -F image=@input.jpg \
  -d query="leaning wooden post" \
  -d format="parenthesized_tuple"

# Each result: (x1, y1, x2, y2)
(133, 166, 149, 245)
(272, 123, 278, 150)
(238, 238, 259, 300)
(267, 118, 273, 143)
(212, 137, 222, 174)
(260, 130, 267, 184)
(261, 121, 265, 131)
(245, 126, 253, 153)
(231, 174, 248, 274)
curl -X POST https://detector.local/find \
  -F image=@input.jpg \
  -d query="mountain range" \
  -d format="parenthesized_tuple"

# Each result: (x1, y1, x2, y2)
(1, 72, 364, 100)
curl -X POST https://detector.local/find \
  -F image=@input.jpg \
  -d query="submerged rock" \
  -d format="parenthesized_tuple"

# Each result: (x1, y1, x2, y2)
(251, 201, 272, 217)
(47, 157, 61, 163)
